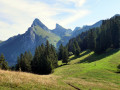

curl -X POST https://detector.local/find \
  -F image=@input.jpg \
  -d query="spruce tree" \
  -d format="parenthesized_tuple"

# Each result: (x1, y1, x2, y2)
(50, 45, 58, 68)
(0, 54, 8, 70)
(58, 44, 64, 60)
(87, 29, 96, 51)
(16, 56, 21, 71)
(72, 43, 76, 54)
(62, 47, 69, 64)
(31, 47, 40, 73)
(74, 41, 81, 56)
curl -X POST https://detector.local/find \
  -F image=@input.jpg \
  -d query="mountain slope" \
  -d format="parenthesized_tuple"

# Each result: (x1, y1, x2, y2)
(31, 18, 50, 31)
(51, 24, 72, 38)
(32, 25, 60, 46)
(0, 14, 117, 65)
(0, 19, 60, 65)
(56, 20, 102, 47)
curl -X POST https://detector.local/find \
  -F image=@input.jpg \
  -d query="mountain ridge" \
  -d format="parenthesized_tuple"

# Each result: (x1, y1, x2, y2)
(51, 23, 72, 38)
(0, 14, 118, 65)
(72, 20, 103, 37)
(0, 19, 60, 65)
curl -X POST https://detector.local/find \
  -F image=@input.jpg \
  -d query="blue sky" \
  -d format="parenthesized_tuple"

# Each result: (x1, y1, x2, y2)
(0, 0, 120, 40)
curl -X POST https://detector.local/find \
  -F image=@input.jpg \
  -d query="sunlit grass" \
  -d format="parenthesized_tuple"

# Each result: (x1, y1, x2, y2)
(54, 49, 120, 90)
(0, 49, 120, 90)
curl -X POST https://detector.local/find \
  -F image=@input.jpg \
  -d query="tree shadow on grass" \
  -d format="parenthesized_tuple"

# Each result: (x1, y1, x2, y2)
(58, 63, 69, 68)
(116, 71, 120, 73)
(77, 49, 119, 64)
(70, 50, 91, 61)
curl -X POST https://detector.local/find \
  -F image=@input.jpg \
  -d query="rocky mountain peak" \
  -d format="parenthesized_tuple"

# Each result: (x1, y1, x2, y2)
(31, 18, 49, 31)
(55, 23, 64, 29)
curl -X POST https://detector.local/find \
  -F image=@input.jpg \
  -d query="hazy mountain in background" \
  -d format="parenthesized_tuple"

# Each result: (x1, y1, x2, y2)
(56, 20, 103, 47)
(72, 20, 103, 37)
(51, 24, 72, 37)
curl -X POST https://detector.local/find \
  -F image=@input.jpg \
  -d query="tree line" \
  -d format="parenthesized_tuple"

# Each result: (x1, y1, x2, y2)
(15, 40, 70, 74)
(0, 40, 69, 74)
(15, 40, 58, 74)
(67, 16, 120, 54)
(67, 16, 120, 72)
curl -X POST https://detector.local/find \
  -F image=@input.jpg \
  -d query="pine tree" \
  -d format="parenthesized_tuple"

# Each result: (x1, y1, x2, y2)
(58, 44, 64, 60)
(46, 40, 50, 55)
(87, 29, 96, 51)
(74, 41, 81, 56)
(31, 47, 40, 73)
(43, 56, 53, 74)
(31, 41, 57, 74)
(23, 51, 32, 72)
(62, 47, 69, 64)
(50, 45, 58, 68)
(111, 20, 120, 48)
(0, 54, 8, 70)
(72, 43, 76, 54)
(16, 56, 21, 71)
(16, 51, 32, 72)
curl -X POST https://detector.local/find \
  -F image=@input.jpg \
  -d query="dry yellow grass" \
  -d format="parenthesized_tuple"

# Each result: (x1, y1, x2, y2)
(0, 69, 74, 90)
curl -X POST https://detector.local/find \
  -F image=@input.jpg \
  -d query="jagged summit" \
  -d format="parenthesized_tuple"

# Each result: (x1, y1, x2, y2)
(32, 18, 49, 31)
(55, 23, 72, 31)
(32, 18, 42, 26)
(74, 27, 81, 31)
(55, 23, 64, 29)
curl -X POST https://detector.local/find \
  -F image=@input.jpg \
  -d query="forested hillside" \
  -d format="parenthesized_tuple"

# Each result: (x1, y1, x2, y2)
(67, 15, 120, 54)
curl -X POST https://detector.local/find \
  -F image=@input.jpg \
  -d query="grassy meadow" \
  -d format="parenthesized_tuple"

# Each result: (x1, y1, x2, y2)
(0, 49, 120, 90)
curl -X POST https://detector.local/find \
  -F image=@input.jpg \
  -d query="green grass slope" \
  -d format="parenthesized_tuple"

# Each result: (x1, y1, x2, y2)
(54, 49, 120, 90)
(32, 26, 61, 47)
(0, 49, 120, 90)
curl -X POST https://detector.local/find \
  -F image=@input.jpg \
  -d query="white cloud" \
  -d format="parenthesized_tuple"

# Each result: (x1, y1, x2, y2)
(59, 10, 89, 26)
(0, 0, 89, 40)
(69, 0, 86, 7)
(58, 0, 86, 7)
(0, 21, 19, 40)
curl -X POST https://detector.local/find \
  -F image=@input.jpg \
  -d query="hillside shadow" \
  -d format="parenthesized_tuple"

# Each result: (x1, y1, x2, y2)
(70, 50, 91, 61)
(77, 49, 119, 64)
